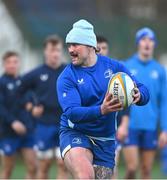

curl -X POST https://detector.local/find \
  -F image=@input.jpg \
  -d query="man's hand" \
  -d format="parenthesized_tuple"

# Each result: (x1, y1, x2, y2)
(132, 87, 141, 104)
(25, 102, 33, 112)
(32, 105, 44, 117)
(158, 132, 167, 148)
(101, 93, 123, 115)
(11, 120, 27, 135)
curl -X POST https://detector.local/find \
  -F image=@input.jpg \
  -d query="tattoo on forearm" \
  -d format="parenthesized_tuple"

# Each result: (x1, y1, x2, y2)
(94, 165, 113, 179)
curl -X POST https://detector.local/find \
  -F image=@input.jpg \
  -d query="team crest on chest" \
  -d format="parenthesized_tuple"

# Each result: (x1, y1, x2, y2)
(40, 74, 49, 81)
(7, 83, 14, 90)
(130, 69, 138, 76)
(104, 69, 113, 78)
(150, 70, 159, 79)
(16, 80, 21, 86)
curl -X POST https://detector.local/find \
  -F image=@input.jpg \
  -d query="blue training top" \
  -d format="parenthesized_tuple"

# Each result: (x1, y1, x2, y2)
(57, 55, 149, 140)
(125, 54, 167, 131)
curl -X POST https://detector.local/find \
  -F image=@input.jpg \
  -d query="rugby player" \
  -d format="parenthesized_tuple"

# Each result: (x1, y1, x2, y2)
(123, 27, 167, 179)
(57, 19, 150, 179)
(19, 35, 68, 179)
(0, 52, 36, 179)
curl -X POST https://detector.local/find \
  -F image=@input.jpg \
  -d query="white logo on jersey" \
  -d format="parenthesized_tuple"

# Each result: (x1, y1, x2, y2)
(104, 69, 113, 78)
(130, 69, 138, 76)
(63, 92, 67, 97)
(4, 144, 11, 153)
(7, 83, 14, 90)
(16, 80, 21, 86)
(72, 137, 82, 144)
(77, 78, 84, 84)
(40, 74, 48, 81)
(150, 70, 159, 79)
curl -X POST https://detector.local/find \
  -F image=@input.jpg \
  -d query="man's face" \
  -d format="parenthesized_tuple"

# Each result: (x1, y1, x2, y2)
(3, 56, 20, 76)
(138, 36, 155, 60)
(68, 44, 91, 66)
(97, 42, 109, 56)
(44, 43, 63, 67)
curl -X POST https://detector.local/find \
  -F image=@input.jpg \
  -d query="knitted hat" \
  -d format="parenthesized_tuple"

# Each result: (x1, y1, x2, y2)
(66, 19, 97, 49)
(136, 27, 157, 45)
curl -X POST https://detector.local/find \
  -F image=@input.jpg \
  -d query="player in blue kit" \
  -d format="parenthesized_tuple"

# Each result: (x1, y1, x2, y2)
(57, 19, 150, 179)
(123, 27, 167, 179)
(0, 52, 36, 179)
(19, 35, 68, 179)
(97, 35, 130, 178)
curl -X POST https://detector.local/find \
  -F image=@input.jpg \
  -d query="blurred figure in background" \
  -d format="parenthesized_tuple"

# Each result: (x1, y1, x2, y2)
(19, 35, 68, 179)
(0, 51, 37, 179)
(123, 27, 167, 179)
(97, 35, 129, 179)
(97, 35, 109, 56)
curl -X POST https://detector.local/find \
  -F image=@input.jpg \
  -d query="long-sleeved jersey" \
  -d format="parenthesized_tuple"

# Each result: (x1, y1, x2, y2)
(0, 74, 32, 137)
(125, 54, 167, 131)
(19, 63, 65, 125)
(57, 55, 149, 140)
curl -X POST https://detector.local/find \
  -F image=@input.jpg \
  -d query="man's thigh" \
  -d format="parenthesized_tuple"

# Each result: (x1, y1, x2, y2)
(123, 146, 139, 170)
(21, 148, 37, 168)
(60, 128, 115, 179)
(64, 147, 94, 178)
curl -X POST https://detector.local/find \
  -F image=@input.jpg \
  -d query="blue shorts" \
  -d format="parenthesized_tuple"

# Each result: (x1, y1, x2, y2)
(35, 123, 59, 151)
(0, 133, 35, 156)
(60, 128, 116, 168)
(124, 128, 157, 150)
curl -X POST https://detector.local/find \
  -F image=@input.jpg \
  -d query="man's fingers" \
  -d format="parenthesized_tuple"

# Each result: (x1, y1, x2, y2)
(132, 97, 140, 104)
(107, 104, 123, 112)
(133, 92, 140, 98)
(105, 93, 113, 101)
(109, 102, 123, 109)
(110, 97, 119, 105)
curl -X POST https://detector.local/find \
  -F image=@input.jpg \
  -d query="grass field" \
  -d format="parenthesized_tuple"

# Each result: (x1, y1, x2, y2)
(1, 154, 167, 179)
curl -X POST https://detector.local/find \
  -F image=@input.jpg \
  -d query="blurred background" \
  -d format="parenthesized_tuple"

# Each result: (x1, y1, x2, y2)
(1, 0, 167, 71)
(0, 0, 167, 178)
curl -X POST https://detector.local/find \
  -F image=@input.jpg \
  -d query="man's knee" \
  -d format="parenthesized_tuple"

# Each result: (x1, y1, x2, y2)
(125, 169, 137, 179)
(125, 164, 138, 179)
(26, 160, 37, 175)
(57, 159, 66, 171)
(39, 159, 52, 172)
(76, 169, 94, 179)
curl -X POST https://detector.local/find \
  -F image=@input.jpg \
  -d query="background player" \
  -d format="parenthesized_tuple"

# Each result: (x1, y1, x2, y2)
(19, 35, 68, 179)
(0, 51, 36, 179)
(57, 19, 149, 179)
(123, 27, 167, 179)
(97, 35, 130, 178)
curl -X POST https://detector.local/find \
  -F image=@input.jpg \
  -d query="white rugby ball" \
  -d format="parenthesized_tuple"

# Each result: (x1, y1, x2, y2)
(108, 72, 135, 109)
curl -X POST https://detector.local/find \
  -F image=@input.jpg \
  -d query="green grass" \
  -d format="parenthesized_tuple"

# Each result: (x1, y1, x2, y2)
(1, 156, 167, 179)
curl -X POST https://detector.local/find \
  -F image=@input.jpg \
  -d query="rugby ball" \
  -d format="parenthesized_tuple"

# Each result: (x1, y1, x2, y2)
(108, 72, 135, 109)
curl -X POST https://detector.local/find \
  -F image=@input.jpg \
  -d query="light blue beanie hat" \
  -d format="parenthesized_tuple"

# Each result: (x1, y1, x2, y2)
(136, 27, 157, 45)
(66, 19, 97, 49)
